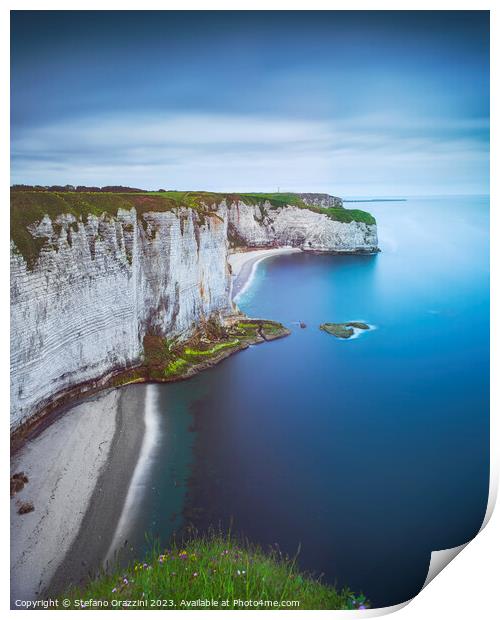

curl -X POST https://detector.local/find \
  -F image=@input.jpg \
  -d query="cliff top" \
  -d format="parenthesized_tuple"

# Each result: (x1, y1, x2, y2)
(11, 190, 376, 266)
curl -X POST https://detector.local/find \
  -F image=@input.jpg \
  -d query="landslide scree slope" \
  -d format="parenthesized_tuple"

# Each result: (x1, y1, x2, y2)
(10, 190, 378, 433)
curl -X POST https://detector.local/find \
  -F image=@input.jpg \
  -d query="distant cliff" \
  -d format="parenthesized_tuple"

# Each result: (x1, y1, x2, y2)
(10, 191, 378, 430)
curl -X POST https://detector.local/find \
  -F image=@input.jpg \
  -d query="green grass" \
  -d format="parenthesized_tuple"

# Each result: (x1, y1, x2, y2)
(183, 339, 240, 357)
(10, 191, 223, 267)
(231, 194, 375, 224)
(142, 330, 243, 381)
(233, 192, 305, 208)
(11, 190, 375, 267)
(164, 358, 188, 377)
(110, 320, 287, 386)
(320, 207, 376, 225)
(111, 369, 145, 387)
(63, 534, 369, 610)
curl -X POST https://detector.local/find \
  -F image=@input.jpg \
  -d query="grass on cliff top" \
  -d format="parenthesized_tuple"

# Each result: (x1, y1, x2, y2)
(10, 191, 221, 268)
(63, 534, 368, 610)
(10, 190, 375, 267)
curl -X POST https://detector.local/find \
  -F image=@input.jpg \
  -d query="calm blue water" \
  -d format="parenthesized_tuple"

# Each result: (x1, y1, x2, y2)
(127, 195, 489, 608)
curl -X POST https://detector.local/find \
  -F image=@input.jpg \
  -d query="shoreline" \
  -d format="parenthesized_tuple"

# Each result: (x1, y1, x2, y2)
(46, 385, 147, 597)
(229, 246, 301, 302)
(104, 384, 160, 565)
(11, 246, 300, 451)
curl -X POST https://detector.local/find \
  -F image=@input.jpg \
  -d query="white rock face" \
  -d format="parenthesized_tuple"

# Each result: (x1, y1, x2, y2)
(10, 206, 232, 430)
(227, 201, 378, 252)
(10, 197, 378, 430)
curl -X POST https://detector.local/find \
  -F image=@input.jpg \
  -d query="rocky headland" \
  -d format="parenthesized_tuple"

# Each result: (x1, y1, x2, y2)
(11, 189, 378, 438)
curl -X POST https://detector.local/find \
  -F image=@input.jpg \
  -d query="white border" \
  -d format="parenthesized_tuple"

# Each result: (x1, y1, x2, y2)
(2, 2, 496, 618)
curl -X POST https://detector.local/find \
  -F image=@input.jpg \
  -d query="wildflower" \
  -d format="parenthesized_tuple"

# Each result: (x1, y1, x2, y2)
(193, 572, 198, 577)
(359, 605, 366, 610)
(123, 578, 129, 585)
(112, 588, 117, 593)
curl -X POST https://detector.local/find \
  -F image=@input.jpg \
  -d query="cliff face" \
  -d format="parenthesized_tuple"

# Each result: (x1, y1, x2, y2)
(227, 202, 378, 252)
(297, 193, 343, 209)
(10, 193, 378, 431)
(11, 206, 232, 430)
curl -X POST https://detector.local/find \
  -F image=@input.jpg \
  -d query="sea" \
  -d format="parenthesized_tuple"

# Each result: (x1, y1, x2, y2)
(106, 195, 490, 608)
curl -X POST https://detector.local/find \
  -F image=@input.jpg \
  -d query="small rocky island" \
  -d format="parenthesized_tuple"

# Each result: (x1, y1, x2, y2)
(320, 322, 370, 339)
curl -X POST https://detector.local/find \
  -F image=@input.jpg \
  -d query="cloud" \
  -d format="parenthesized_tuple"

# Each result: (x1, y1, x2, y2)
(11, 112, 489, 195)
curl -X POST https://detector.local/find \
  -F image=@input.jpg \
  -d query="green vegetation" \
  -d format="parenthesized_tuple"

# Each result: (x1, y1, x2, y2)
(165, 358, 188, 377)
(233, 192, 305, 208)
(231, 193, 375, 224)
(320, 322, 370, 339)
(184, 340, 240, 358)
(63, 534, 368, 610)
(111, 369, 145, 387)
(9, 191, 222, 267)
(319, 207, 375, 225)
(140, 318, 288, 381)
(10, 190, 375, 267)
(232, 319, 287, 340)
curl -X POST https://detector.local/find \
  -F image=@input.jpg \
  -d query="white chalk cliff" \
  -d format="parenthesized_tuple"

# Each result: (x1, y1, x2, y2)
(228, 202, 378, 252)
(10, 195, 378, 430)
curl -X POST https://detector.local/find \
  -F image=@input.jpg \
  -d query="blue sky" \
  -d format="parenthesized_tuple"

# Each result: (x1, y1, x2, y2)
(11, 11, 489, 196)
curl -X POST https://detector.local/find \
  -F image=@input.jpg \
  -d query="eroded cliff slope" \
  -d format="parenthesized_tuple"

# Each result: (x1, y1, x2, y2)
(10, 191, 378, 431)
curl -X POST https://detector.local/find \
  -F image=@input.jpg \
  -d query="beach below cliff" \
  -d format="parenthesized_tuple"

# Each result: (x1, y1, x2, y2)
(229, 247, 301, 301)
(10, 246, 301, 605)
(10, 385, 147, 604)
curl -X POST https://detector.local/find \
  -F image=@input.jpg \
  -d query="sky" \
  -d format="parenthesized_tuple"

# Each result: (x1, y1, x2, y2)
(11, 11, 489, 196)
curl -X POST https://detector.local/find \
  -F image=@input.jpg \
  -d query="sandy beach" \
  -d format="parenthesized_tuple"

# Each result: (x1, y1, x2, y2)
(10, 385, 147, 603)
(229, 247, 301, 302)
(47, 384, 147, 596)
(10, 389, 118, 602)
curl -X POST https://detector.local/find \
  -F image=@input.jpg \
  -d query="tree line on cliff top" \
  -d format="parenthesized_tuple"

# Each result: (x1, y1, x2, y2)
(11, 185, 168, 193)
